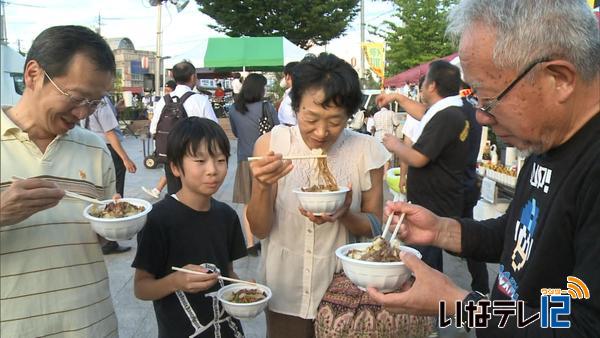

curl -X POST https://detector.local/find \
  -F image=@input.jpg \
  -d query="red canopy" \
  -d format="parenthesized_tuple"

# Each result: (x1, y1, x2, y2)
(384, 53, 458, 88)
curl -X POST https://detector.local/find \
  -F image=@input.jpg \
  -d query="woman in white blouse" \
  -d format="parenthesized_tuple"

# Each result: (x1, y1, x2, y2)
(247, 53, 390, 337)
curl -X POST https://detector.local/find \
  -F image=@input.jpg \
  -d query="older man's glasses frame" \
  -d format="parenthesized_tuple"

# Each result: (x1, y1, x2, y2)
(476, 57, 552, 116)
(44, 70, 105, 111)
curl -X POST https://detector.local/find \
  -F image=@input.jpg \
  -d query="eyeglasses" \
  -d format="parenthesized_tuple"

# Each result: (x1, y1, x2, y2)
(44, 71, 105, 111)
(476, 57, 551, 115)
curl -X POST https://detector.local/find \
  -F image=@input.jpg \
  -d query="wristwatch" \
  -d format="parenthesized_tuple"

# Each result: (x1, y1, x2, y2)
(460, 291, 488, 331)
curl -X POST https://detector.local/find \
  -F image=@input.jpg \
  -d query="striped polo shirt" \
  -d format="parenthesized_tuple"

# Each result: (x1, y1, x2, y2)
(1, 108, 118, 337)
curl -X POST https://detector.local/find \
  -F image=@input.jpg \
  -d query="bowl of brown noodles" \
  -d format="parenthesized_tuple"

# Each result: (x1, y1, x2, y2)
(83, 198, 152, 240)
(293, 151, 349, 215)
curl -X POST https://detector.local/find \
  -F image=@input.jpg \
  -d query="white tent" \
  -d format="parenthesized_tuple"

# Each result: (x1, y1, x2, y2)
(1, 45, 26, 105)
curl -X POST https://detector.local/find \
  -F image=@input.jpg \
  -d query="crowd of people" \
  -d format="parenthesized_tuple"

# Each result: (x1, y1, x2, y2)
(1, 0, 598, 337)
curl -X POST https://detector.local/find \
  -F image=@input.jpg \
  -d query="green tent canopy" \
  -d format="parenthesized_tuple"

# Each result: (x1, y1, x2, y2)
(201, 36, 308, 71)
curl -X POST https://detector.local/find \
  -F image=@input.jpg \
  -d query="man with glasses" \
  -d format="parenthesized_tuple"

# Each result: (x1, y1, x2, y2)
(0, 26, 119, 336)
(368, 0, 600, 335)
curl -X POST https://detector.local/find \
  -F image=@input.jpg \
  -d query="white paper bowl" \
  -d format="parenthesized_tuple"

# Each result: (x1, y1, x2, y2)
(336, 242, 421, 293)
(293, 186, 350, 216)
(217, 283, 272, 319)
(83, 198, 152, 241)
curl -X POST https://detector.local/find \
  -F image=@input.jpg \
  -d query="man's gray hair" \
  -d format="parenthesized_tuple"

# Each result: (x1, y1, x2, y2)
(447, 0, 600, 82)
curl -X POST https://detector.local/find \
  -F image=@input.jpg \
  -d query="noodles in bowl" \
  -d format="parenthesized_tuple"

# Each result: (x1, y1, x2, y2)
(83, 198, 152, 241)
(217, 283, 272, 319)
(293, 148, 348, 215)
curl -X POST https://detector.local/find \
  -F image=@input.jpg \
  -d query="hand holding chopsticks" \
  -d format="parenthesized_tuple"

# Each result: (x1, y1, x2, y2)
(171, 267, 258, 286)
(11, 176, 105, 204)
(248, 154, 327, 162)
(381, 198, 411, 245)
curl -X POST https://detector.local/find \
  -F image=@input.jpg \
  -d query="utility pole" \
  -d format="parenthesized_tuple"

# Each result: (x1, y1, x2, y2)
(1, 0, 8, 45)
(96, 13, 101, 35)
(155, 2, 163, 97)
(359, 0, 365, 79)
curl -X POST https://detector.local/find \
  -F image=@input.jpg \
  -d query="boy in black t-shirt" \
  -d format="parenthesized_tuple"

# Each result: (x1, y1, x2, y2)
(132, 117, 247, 338)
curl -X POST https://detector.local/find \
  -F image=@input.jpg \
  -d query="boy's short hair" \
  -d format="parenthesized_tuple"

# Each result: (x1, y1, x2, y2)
(167, 117, 230, 175)
(291, 53, 362, 119)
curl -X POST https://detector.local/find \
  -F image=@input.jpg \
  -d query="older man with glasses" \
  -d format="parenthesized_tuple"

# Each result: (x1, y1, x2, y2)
(0, 26, 120, 336)
(368, 0, 600, 336)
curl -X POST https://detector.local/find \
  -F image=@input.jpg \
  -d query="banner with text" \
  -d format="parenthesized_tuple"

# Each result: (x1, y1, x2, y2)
(362, 42, 385, 80)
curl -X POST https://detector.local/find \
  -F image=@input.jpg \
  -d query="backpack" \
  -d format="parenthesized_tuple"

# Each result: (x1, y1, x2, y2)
(155, 91, 195, 163)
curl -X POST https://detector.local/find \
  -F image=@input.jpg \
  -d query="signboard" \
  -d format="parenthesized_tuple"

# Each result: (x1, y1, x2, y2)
(131, 60, 143, 74)
(362, 42, 385, 79)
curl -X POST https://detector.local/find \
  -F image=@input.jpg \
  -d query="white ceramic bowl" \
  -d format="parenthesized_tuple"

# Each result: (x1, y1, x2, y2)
(293, 186, 350, 216)
(336, 242, 422, 293)
(217, 283, 272, 319)
(83, 198, 152, 241)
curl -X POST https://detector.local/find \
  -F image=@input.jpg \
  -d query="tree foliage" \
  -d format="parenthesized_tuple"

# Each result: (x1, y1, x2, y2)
(195, 0, 360, 49)
(380, 0, 457, 75)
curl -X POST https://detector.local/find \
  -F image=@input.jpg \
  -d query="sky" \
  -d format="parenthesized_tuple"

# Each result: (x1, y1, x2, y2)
(4, 0, 398, 67)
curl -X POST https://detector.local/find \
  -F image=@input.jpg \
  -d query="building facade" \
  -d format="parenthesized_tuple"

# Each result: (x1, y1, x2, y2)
(107, 37, 157, 94)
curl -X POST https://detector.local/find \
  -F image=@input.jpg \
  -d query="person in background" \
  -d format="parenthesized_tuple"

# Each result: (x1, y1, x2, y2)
(165, 80, 176, 94)
(132, 117, 247, 337)
(277, 61, 299, 126)
(0, 25, 119, 337)
(380, 60, 469, 273)
(84, 94, 137, 254)
(231, 72, 243, 98)
(382, 77, 492, 295)
(247, 53, 390, 337)
(141, 81, 176, 199)
(150, 60, 218, 194)
(396, 76, 426, 195)
(368, 0, 600, 335)
(228, 73, 279, 255)
(214, 82, 225, 99)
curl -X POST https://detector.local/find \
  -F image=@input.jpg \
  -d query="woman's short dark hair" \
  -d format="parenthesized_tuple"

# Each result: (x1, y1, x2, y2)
(26, 25, 115, 79)
(283, 61, 298, 76)
(167, 117, 231, 175)
(233, 73, 267, 113)
(291, 53, 362, 118)
(425, 60, 461, 98)
(172, 60, 196, 84)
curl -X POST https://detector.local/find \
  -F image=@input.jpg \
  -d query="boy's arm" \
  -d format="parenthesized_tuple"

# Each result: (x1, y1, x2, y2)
(134, 268, 177, 301)
(134, 265, 219, 301)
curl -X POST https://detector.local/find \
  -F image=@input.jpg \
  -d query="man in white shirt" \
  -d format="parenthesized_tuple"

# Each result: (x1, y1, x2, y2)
(277, 61, 298, 126)
(150, 61, 217, 135)
(149, 60, 218, 193)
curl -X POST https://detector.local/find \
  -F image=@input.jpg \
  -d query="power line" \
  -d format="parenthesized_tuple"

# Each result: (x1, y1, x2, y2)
(1, 0, 46, 8)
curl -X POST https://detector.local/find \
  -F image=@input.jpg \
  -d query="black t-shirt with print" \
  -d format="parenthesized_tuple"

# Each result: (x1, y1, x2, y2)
(132, 196, 247, 338)
(407, 106, 470, 216)
(461, 113, 600, 336)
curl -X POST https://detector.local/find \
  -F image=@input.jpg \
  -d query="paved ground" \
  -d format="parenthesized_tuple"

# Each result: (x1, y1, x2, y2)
(106, 135, 509, 338)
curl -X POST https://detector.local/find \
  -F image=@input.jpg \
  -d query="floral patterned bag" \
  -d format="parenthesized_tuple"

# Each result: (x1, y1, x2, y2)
(315, 273, 436, 338)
